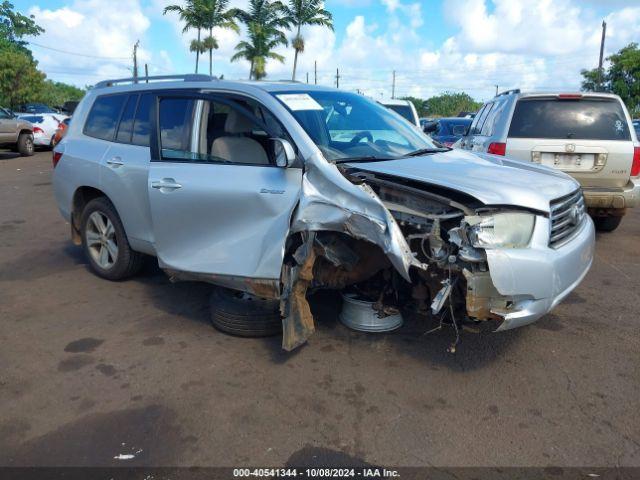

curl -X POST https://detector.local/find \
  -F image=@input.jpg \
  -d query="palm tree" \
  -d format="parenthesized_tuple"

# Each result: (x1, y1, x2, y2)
(232, 0, 290, 80)
(282, 0, 333, 81)
(163, 0, 207, 73)
(200, 0, 240, 76)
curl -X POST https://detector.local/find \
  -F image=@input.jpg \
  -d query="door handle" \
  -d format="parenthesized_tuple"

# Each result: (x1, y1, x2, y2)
(151, 178, 183, 191)
(107, 156, 124, 167)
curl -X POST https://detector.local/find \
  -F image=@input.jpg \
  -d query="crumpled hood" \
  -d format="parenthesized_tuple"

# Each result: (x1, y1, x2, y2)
(346, 150, 580, 213)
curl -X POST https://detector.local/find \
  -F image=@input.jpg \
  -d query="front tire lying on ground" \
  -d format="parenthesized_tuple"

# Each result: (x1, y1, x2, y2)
(209, 288, 282, 337)
(593, 215, 623, 232)
(80, 197, 143, 280)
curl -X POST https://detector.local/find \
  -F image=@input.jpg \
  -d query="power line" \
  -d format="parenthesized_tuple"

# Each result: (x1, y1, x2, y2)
(27, 41, 130, 60)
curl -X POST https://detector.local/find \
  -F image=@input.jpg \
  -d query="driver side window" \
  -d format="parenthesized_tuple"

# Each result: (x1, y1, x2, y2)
(158, 96, 293, 166)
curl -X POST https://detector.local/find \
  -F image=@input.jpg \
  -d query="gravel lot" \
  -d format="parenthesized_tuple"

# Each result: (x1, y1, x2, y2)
(1, 150, 639, 468)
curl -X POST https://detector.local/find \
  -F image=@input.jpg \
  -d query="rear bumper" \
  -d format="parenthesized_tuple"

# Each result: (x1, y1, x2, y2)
(484, 215, 595, 331)
(583, 178, 640, 210)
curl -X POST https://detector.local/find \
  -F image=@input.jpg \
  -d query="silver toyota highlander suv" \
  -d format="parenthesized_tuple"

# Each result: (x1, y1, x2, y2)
(459, 90, 640, 232)
(53, 75, 595, 351)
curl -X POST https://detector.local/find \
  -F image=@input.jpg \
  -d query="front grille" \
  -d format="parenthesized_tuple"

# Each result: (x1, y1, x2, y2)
(549, 189, 586, 248)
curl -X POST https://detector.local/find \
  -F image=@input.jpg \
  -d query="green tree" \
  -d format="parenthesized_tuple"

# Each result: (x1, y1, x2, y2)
(422, 92, 482, 118)
(200, 0, 239, 76)
(38, 80, 85, 107)
(232, 0, 289, 80)
(282, 0, 333, 81)
(582, 43, 640, 115)
(164, 0, 207, 74)
(0, 49, 46, 109)
(0, 1, 44, 55)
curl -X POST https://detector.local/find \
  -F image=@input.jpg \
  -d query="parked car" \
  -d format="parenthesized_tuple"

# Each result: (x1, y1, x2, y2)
(52, 117, 71, 146)
(53, 75, 594, 351)
(17, 103, 61, 114)
(423, 117, 473, 147)
(17, 113, 67, 148)
(457, 111, 476, 119)
(633, 119, 640, 137)
(379, 99, 421, 128)
(0, 107, 34, 156)
(458, 90, 640, 232)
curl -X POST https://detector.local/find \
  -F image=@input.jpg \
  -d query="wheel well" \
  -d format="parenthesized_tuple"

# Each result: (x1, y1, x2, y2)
(70, 187, 107, 245)
(19, 129, 33, 136)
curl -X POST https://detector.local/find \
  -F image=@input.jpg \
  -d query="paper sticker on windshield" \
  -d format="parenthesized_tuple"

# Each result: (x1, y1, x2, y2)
(276, 94, 323, 111)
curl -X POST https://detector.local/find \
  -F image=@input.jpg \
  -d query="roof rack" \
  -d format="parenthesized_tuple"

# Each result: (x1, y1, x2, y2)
(94, 74, 216, 89)
(496, 88, 521, 97)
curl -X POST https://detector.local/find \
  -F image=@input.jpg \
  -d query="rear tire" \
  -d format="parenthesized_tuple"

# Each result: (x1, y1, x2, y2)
(17, 133, 34, 156)
(209, 288, 282, 337)
(80, 197, 143, 280)
(593, 215, 622, 232)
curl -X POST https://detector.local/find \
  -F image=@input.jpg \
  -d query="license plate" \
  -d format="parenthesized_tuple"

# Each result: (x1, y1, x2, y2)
(540, 153, 595, 171)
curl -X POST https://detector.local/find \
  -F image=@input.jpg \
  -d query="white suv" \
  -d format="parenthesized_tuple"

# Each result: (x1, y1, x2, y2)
(459, 90, 640, 231)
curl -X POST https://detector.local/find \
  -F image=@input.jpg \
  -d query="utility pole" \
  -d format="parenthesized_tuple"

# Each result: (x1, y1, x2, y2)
(392, 70, 396, 99)
(144, 63, 149, 83)
(132, 40, 140, 83)
(598, 20, 607, 91)
(306, 72, 309, 84)
(335, 68, 340, 89)
(314, 61, 317, 85)
(495, 84, 499, 96)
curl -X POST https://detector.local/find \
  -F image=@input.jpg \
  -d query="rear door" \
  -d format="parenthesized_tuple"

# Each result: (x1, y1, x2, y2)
(147, 92, 303, 282)
(506, 95, 634, 188)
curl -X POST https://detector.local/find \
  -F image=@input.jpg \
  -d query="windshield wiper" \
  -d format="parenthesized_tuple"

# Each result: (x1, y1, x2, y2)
(401, 147, 449, 157)
(334, 156, 399, 164)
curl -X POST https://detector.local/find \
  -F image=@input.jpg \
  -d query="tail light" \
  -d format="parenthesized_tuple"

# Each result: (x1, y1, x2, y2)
(52, 151, 63, 168)
(632, 147, 640, 177)
(488, 142, 506, 156)
(33, 126, 44, 134)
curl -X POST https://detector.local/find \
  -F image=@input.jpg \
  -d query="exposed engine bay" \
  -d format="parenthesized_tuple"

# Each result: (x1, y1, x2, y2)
(280, 165, 516, 352)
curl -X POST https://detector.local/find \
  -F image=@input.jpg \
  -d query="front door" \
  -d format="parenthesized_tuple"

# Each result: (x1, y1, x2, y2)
(0, 109, 15, 143)
(147, 93, 303, 283)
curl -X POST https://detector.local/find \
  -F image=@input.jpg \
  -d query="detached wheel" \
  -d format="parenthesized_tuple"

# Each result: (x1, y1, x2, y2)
(593, 215, 623, 232)
(80, 197, 143, 280)
(17, 133, 34, 156)
(209, 288, 282, 337)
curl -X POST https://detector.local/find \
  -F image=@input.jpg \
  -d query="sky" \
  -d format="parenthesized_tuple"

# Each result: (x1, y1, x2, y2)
(13, 0, 640, 102)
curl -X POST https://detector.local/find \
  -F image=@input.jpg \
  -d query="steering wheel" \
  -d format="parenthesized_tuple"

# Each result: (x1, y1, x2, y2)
(349, 131, 373, 145)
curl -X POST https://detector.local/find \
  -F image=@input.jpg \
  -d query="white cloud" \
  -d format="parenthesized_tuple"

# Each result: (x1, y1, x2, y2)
(28, 0, 154, 85)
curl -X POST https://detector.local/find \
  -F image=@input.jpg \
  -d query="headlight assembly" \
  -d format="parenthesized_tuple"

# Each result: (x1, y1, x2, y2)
(467, 212, 535, 249)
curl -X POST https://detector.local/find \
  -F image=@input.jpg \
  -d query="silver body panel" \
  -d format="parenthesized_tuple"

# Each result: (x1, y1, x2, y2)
(53, 79, 595, 334)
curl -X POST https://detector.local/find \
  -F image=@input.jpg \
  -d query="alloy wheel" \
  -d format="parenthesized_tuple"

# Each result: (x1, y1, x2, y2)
(85, 211, 118, 269)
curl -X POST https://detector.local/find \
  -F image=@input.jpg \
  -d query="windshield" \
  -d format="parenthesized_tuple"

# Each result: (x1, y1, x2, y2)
(385, 104, 414, 123)
(273, 90, 436, 161)
(509, 97, 631, 141)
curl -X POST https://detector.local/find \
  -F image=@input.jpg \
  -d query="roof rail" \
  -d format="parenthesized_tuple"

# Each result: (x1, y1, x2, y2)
(94, 74, 216, 89)
(496, 88, 521, 97)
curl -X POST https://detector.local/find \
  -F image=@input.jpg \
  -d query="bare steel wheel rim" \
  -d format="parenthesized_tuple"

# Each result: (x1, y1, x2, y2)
(86, 211, 118, 269)
(26, 136, 34, 153)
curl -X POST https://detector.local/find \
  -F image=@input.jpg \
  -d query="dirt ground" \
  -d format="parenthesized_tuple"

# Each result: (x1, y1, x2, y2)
(1, 150, 639, 468)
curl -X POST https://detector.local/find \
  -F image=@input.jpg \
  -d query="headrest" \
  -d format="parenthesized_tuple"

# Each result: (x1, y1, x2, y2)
(225, 110, 253, 134)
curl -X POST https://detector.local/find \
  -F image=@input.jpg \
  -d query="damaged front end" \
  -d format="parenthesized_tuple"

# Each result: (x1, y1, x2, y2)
(279, 153, 525, 351)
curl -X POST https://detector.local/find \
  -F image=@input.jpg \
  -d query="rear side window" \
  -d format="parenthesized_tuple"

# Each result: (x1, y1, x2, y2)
(387, 105, 414, 123)
(132, 93, 153, 146)
(509, 97, 631, 141)
(115, 95, 137, 143)
(84, 94, 127, 140)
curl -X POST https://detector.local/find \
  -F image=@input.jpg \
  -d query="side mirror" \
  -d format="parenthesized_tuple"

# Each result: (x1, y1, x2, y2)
(272, 138, 296, 167)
